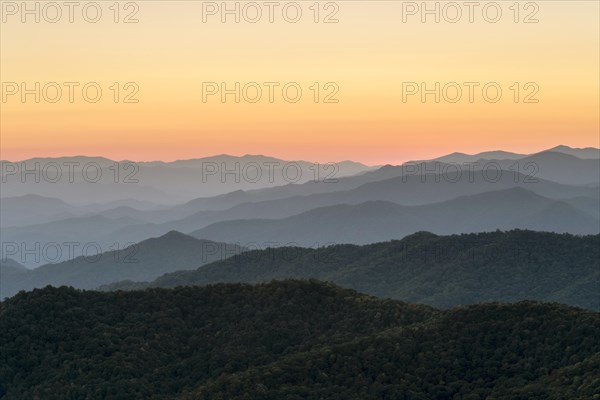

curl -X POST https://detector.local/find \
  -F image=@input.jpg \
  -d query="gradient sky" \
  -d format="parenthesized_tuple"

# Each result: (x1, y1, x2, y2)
(1, 1, 598, 164)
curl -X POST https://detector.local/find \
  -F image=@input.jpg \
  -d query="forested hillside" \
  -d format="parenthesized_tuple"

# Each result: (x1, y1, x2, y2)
(0, 281, 598, 399)
(104, 230, 600, 310)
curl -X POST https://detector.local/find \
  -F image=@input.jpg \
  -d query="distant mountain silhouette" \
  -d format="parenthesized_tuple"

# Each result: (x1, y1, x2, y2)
(424, 145, 599, 163)
(482, 151, 599, 185)
(3, 146, 598, 261)
(428, 150, 526, 163)
(405, 151, 599, 186)
(0, 195, 76, 228)
(185, 188, 598, 246)
(0, 258, 27, 273)
(7, 172, 593, 260)
(563, 195, 600, 219)
(168, 147, 599, 213)
(3, 145, 596, 208)
(166, 165, 599, 231)
(6, 150, 596, 231)
(167, 152, 599, 220)
(0, 195, 172, 230)
(1, 214, 146, 267)
(0, 231, 244, 298)
(0, 155, 375, 204)
(547, 145, 599, 159)
(73, 175, 598, 249)
(153, 163, 410, 214)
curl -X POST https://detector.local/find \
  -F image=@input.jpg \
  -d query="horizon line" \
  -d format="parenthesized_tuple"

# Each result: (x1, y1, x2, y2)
(1, 144, 599, 165)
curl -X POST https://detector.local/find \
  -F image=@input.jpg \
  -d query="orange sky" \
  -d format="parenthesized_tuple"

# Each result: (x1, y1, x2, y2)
(1, 1, 599, 165)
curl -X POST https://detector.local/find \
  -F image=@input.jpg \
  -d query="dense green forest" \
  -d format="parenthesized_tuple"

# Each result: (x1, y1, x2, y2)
(104, 230, 600, 310)
(1, 281, 598, 399)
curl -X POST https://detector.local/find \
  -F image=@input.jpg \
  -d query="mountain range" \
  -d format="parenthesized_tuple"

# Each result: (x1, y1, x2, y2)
(0, 155, 376, 205)
(1, 281, 598, 399)
(185, 187, 598, 246)
(0, 232, 244, 298)
(2, 145, 598, 268)
(103, 230, 600, 310)
(1, 145, 599, 399)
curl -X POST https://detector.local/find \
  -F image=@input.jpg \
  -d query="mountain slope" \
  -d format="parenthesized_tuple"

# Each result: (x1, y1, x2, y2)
(191, 300, 600, 400)
(0, 281, 598, 399)
(187, 188, 599, 246)
(0, 259, 27, 274)
(429, 149, 526, 163)
(0, 194, 76, 228)
(415, 151, 600, 185)
(564, 195, 600, 219)
(107, 230, 600, 310)
(0, 214, 147, 267)
(547, 145, 600, 159)
(4, 175, 596, 270)
(98, 172, 600, 247)
(1, 155, 375, 204)
(173, 146, 599, 213)
(488, 151, 599, 185)
(0, 231, 244, 298)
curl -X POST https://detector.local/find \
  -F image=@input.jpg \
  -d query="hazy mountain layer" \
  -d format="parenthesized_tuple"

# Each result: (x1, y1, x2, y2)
(186, 188, 599, 246)
(0, 231, 244, 299)
(0, 155, 375, 204)
(6, 166, 596, 262)
(174, 147, 600, 212)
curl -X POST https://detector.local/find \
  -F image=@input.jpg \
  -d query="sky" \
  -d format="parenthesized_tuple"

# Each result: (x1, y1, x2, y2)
(1, 1, 599, 165)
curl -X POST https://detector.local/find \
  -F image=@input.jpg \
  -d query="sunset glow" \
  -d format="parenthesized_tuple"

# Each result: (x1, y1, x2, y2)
(1, 1, 598, 164)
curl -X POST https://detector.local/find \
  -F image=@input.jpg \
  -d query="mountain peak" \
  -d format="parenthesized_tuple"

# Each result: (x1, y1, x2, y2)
(148, 231, 220, 246)
(159, 230, 192, 240)
(544, 145, 599, 159)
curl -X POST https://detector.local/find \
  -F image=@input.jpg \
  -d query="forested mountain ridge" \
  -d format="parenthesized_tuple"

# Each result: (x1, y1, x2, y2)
(103, 230, 600, 310)
(0, 281, 433, 399)
(0, 281, 598, 399)
(190, 300, 600, 400)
